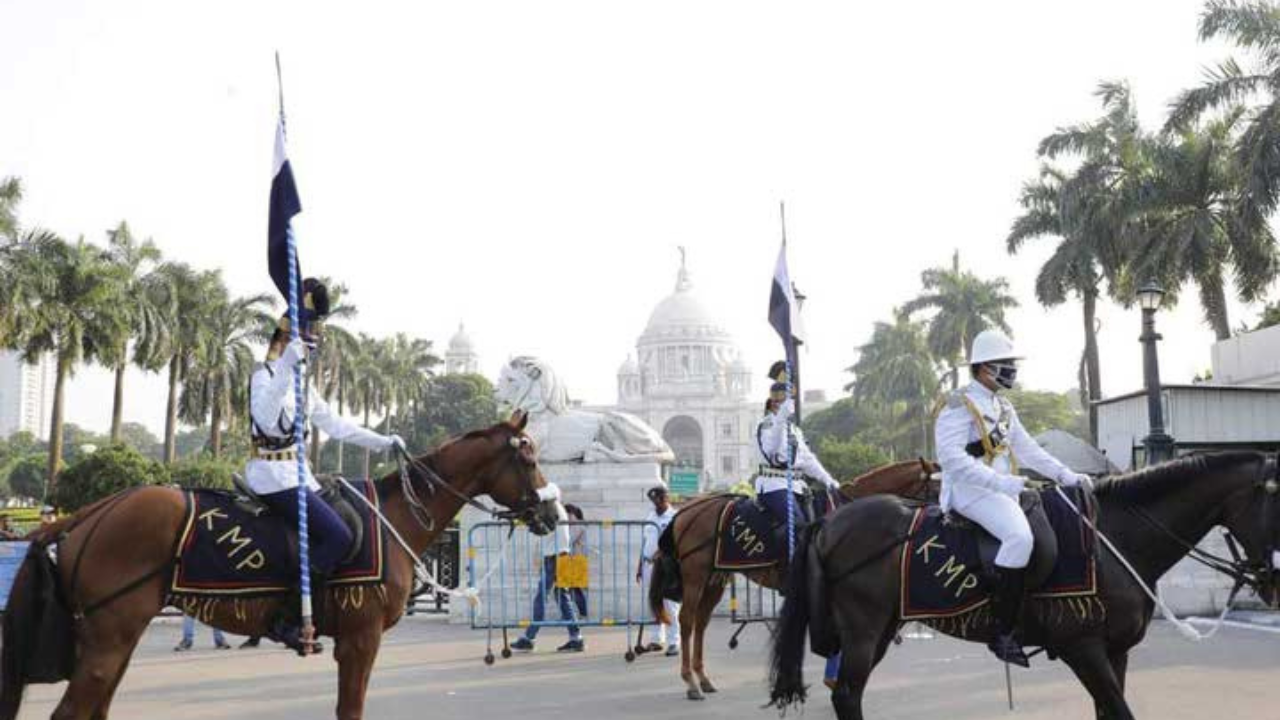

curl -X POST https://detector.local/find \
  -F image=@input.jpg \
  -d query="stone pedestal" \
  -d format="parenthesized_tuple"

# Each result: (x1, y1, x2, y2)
(450, 462, 664, 624)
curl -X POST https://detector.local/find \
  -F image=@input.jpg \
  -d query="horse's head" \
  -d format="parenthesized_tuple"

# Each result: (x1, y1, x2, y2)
(443, 410, 559, 535)
(1226, 455, 1280, 606)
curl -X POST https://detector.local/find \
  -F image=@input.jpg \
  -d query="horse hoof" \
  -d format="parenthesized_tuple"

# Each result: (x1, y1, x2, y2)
(699, 680, 718, 694)
(686, 689, 706, 701)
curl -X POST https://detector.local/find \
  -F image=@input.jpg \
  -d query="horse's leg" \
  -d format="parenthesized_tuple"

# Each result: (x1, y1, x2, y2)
(1060, 641, 1134, 720)
(693, 580, 725, 695)
(51, 615, 152, 720)
(829, 581, 899, 720)
(334, 627, 383, 720)
(1108, 649, 1129, 694)
(88, 644, 137, 720)
(677, 575, 705, 701)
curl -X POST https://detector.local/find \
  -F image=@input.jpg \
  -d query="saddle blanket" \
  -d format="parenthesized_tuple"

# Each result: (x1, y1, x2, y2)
(170, 481, 385, 596)
(714, 498, 783, 571)
(899, 486, 1097, 620)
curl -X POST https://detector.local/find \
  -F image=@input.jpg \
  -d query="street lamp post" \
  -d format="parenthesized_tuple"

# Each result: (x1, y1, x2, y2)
(1137, 283, 1175, 465)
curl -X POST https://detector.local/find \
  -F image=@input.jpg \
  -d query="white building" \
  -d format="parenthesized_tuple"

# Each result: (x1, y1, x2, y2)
(611, 255, 826, 490)
(444, 324, 480, 375)
(0, 350, 55, 440)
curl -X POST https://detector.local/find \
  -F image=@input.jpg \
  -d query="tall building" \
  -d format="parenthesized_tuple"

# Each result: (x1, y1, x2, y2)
(613, 254, 765, 489)
(0, 350, 55, 440)
(445, 324, 480, 375)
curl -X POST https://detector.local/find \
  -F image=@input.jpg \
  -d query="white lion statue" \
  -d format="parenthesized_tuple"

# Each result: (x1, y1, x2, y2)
(496, 356, 675, 464)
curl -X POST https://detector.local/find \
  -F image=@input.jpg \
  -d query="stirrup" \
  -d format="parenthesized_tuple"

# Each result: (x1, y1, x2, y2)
(268, 619, 323, 657)
(988, 633, 1029, 668)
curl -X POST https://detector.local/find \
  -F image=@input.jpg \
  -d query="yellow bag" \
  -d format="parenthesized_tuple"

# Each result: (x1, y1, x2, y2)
(555, 553, 589, 589)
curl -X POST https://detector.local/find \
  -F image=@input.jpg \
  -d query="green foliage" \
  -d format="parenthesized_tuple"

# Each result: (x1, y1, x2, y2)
(407, 374, 499, 447)
(815, 437, 891, 483)
(7, 454, 47, 500)
(1004, 388, 1085, 437)
(118, 422, 163, 460)
(802, 398, 874, 446)
(51, 444, 168, 511)
(167, 457, 238, 490)
(1256, 300, 1280, 330)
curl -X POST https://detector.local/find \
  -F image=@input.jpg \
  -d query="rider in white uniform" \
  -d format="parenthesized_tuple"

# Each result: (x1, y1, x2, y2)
(755, 362, 840, 527)
(934, 329, 1091, 667)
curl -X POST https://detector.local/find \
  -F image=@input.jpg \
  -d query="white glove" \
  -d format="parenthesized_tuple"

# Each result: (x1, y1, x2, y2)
(1058, 470, 1093, 490)
(1002, 475, 1028, 496)
(780, 399, 796, 418)
(385, 434, 407, 453)
(280, 339, 308, 369)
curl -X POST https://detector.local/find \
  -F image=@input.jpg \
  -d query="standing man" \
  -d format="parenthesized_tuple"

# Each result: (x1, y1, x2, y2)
(934, 329, 1092, 667)
(637, 486, 680, 657)
(510, 501, 585, 653)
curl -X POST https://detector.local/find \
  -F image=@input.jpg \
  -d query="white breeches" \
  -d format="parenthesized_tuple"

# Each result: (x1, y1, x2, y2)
(957, 491, 1033, 569)
(642, 563, 681, 646)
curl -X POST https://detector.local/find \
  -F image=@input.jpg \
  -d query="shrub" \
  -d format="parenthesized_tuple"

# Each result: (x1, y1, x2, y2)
(167, 457, 239, 491)
(52, 444, 168, 511)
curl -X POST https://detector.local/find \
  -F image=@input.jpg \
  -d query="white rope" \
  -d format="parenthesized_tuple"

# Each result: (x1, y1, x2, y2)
(336, 477, 511, 609)
(1052, 485, 1228, 642)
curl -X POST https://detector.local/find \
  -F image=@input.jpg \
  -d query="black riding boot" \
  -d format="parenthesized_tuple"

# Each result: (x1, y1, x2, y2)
(987, 567, 1029, 668)
(268, 576, 327, 657)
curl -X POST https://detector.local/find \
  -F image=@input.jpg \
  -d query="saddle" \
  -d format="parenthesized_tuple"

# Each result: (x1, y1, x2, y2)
(898, 486, 1098, 620)
(713, 496, 789, 571)
(169, 478, 386, 598)
(232, 473, 364, 565)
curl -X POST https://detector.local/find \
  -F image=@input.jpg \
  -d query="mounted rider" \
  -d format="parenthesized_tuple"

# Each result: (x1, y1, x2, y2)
(247, 277, 404, 649)
(933, 329, 1091, 667)
(754, 360, 840, 527)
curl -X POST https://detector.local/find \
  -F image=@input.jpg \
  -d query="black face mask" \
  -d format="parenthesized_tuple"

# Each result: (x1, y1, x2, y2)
(988, 363, 1018, 390)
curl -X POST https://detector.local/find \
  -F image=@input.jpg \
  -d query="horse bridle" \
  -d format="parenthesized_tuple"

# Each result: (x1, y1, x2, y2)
(1123, 453, 1280, 603)
(393, 437, 544, 533)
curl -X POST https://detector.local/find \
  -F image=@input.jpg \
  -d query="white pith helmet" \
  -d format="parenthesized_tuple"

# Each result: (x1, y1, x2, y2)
(969, 329, 1022, 365)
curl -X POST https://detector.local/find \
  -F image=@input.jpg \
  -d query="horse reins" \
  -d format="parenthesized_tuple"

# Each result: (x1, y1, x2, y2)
(393, 439, 542, 532)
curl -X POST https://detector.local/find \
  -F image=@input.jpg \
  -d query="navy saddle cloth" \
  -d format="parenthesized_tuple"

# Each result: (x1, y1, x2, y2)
(714, 497, 787, 571)
(170, 480, 385, 597)
(899, 486, 1097, 620)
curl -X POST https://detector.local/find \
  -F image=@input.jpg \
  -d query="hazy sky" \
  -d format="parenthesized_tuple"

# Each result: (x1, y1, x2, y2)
(1, 0, 1266, 437)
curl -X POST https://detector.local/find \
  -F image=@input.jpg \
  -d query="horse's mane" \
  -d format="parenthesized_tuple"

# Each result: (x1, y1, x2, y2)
(1093, 451, 1263, 503)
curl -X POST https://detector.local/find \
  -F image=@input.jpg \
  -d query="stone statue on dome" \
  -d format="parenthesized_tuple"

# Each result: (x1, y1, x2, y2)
(496, 356, 675, 464)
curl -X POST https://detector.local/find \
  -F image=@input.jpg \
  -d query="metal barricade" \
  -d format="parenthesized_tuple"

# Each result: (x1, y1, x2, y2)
(720, 573, 781, 650)
(467, 519, 657, 664)
(408, 526, 459, 615)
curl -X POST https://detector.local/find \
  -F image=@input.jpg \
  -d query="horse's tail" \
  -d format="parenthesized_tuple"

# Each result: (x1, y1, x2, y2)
(768, 522, 825, 711)
(647, 522, 679, 625)
(0, 541, 77, 720)
(0, 553, 30, 720)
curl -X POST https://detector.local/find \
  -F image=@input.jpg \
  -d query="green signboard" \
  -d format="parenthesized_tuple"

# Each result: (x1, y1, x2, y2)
(669, 470, 700, 496)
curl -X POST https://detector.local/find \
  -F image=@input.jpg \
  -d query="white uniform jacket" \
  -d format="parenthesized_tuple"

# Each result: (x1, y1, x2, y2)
(754, 411, 839, 495)
(934, 383, 1074, 513)
(641, 506, 678, 561)
(245, 357, 392, 495)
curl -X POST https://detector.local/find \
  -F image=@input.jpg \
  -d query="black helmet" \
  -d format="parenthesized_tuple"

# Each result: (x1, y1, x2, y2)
(646, 486, 668, 502)
(767, 360, 788, 382)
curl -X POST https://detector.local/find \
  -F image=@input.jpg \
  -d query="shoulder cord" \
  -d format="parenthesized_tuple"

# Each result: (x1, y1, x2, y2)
(960, 395, 1019, 474)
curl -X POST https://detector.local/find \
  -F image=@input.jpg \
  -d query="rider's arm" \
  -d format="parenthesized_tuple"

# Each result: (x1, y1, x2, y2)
(1007, 406, 1075, 483)
(310, 393, 394, 451)
(934, 404, 1025, 496)
(793, 432, 839, 489)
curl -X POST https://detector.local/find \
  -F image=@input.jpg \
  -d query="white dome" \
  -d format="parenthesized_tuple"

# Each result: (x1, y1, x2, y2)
(448, 324, 473, 352)
(618, 354, 639, 376)
(639, 258, 732, 346)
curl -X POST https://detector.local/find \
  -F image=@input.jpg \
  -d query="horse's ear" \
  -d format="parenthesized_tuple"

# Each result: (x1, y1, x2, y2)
(509, 409, 529, 432)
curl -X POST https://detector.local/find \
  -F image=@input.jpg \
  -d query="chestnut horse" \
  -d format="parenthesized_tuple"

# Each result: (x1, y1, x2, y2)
(647, 458, 938, 701)
(1, 411, 557, 720)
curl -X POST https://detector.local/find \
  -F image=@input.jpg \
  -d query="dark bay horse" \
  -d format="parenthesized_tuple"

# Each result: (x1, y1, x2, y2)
(1, 411, 558, 720)
(769, 451, 1280, 720)
(647, 458, 938, 700)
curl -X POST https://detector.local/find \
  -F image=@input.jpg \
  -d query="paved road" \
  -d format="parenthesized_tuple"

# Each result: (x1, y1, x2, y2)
(20, 616, 1280, 719)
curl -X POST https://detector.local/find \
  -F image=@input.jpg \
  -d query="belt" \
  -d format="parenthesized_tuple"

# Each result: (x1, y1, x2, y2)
(254, 448, 298, 462)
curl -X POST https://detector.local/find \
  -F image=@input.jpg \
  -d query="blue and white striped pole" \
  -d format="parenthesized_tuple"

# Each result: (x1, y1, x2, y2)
(276, 52, 314, 651)
(784, 359, 796, 562)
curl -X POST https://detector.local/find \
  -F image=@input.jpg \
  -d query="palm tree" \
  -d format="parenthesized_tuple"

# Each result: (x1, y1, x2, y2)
(180, 291, 275, 457)
(1133, 109, 1276, 339)
(374, 334, 440, 463)
(307, 278, 358, 467)
(846, 312, 941, 455)
(902, 251, 1018, 389)
(350, 334, 386, 478)
(1167, 0, 1280, 217)
(0, 177, 21, 240)
(153, 263, 222, 463)
(101, 222, 168, 443)
(1016, 81, 1148, 441)
(2, 232, 127, 493)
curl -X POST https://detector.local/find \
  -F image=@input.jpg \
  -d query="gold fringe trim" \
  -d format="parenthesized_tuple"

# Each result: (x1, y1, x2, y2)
(920, 595, 1106, 639)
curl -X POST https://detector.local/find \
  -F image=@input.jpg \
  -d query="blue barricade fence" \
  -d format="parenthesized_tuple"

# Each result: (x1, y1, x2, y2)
(467, 519, 658, 664)
(0, 541, 31, 612)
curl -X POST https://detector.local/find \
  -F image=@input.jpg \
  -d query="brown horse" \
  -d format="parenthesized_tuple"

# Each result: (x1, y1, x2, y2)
(647, 458, 938, 701)
(1, 411, 558, 720)
(769, 452, 1280, 720)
